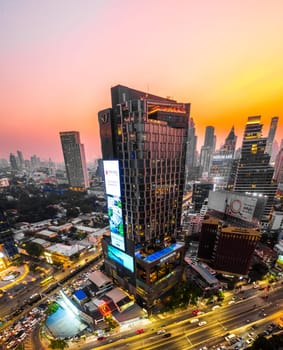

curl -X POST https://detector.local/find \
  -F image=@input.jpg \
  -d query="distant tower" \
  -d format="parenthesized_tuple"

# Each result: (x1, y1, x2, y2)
(17, 150, 25, 170)
(60, 131, 89, 189)
(210, 126, 237, 189)
(233, 116, 277, 223)
(265, 116, 279, 157)
(200, 126, 215, 177)
(186, 117, 198, 181)
(9, 153, 18, 171)
(274, 147, 283, 184)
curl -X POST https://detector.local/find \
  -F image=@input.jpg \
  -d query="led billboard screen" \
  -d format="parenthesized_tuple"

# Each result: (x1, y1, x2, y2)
(107, 244, 134, 273)
(208, 191, 257, 223)
(107, 195, 125, 251)
(103, 160, 121, 197)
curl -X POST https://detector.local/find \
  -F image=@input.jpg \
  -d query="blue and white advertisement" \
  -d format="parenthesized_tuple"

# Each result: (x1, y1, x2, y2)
(107, 195, 125, 251)
(108, 244, 134, 273)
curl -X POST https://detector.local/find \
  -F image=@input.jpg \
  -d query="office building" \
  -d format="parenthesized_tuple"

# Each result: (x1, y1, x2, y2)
(60, 131, 89, 190)
(232, 116, 277, 223)
(192, 182, 214, 212)
(210, 126, 237, 189)
(274, 147, 283, 184)
(9, 153, 18, 171)
(0, 208, 18, 270)
(198, 215, 260, 276)
(17, 150, 25, 170)
(199, 126, 216, 177)
(98, 85, 190, 308)
(186, 117, 198, 181)
(265, 116, 279, 157)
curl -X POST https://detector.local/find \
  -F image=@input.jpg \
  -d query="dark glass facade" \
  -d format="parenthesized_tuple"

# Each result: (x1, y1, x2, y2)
(99, 85, 190, 307)
(198, 215, 260, 276)
(233, 116, 277, 223)
(59, 131, 89, 189)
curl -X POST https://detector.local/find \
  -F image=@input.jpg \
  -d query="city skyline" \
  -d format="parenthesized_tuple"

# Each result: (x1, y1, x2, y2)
(1, 0, 283, 162)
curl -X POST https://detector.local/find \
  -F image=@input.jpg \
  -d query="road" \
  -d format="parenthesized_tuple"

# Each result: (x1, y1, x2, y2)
(75, 285, 283, 350)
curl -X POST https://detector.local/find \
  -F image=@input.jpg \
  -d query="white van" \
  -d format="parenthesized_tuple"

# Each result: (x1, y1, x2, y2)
(225, 333, 236, 342)
(190, 318, 199, 324)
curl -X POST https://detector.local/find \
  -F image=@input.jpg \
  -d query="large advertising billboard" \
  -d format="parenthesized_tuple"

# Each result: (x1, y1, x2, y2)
(103, 160, 125, 251)
(107, 244, 134, 273)
(208, 191, 258, 223)
(107, 195, 125, 251)
(103, 160, 121, 197)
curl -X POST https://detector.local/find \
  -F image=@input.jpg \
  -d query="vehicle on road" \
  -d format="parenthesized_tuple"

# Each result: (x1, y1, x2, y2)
(198, 321, 207, 326)
(225, 333, 236, 342)
(163, 333, 171, 338)
(156, 329, 166, 335)
(136, 328, 145, 334)
(190, 318, 199, 324)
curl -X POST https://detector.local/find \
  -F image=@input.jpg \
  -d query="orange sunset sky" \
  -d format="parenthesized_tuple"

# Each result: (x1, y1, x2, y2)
(1, 0, 283, 163)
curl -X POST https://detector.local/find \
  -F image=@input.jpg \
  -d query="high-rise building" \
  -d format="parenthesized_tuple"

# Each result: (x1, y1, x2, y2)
(210, 126, 237, 189)
(186, 118, 198, 181)
(192, 182, 214, 212)
(232, 116, 277, 223)
(265, 116, 279, 157)
(274, 147, 283, 184)
(200, 126, 216, 177)
(98, 85, 190, 308)
(17, 150, 25, 170)
(0, 208, 18, 270)
(198, 215, 261, 276)
(60, 131, 89, 189)
(9, 153, 18, 171)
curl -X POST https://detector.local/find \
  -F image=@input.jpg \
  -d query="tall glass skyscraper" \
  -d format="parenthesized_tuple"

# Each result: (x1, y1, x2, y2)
(233, 116, 277, 223)
(60, 131, 89, 189)
(99, 85, 190, 308)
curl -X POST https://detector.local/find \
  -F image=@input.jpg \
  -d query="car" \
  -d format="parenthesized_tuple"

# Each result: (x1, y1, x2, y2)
(248, 332, 255, 337)
(97, 336, 106, 341)
(212, 305, 220, 310)
(246, 337, 254, 344)
(192, 309, 200, 316)
(156, 329, 166, 335)
(190, 318, 199, 324)
(225, 334, 236, 342)
(246, 319, 251, 323)
(198, 321, 207, 326)
(228, 300, 235, 305)
(136, 329, 145, 334)
(199, 347, 208, 350)
(163, 333, 172, 338)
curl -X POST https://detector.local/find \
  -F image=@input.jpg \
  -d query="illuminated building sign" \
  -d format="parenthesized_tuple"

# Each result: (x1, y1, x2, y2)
(107, 244, 134, 273)
(208, 191, 257, 223)
(103, 160, 125, 251)
(107, 195, 125, 251)
(103, 160, 121, 197)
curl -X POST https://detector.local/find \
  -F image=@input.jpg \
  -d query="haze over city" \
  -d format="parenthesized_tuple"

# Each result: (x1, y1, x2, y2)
(1, 0, 283, 162)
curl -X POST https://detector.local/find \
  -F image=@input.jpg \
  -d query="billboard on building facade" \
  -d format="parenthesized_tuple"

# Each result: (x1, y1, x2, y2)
(107, 244, 134, 273)
(107, 195, 125, 251)
(208, 191, 258, 223)
(103, 160, 125, 251)
(103, 160, 121, 197)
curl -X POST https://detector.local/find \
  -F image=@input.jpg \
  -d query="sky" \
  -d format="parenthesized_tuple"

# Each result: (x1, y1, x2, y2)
(1, 0, 283, 163)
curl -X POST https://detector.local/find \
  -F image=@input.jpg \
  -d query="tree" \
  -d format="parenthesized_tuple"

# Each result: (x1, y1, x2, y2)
(48, 338, 69, 350)
(24, 242, 44, 258)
